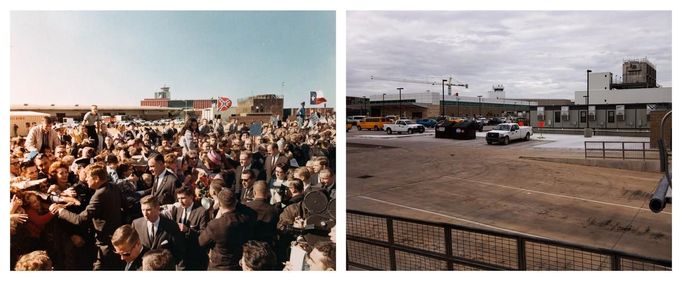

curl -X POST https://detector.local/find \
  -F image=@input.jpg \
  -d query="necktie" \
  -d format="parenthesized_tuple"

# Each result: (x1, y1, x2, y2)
(149, 223, 155, 244)
(42, 130, 49, 150)
(181, 208, 188, 225)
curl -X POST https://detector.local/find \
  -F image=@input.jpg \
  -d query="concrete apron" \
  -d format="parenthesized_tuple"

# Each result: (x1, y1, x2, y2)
(519, 156, 661, 172)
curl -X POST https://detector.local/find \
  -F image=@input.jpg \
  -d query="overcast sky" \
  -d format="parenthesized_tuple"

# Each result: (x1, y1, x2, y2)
(11, 11, 335, 108)
(347, 11, 672, 100)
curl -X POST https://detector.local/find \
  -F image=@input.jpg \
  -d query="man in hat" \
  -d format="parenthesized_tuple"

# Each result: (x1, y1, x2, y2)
(297, 101, 306, 126)
(25, 116, 61, 153)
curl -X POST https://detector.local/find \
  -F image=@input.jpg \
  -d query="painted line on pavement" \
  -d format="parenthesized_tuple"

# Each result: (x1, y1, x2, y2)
(356, 195, 549, 239)
(449, 176, 671, 215)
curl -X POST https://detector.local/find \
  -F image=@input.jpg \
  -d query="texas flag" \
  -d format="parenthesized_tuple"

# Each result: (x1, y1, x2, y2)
(310, 91, 327, 105)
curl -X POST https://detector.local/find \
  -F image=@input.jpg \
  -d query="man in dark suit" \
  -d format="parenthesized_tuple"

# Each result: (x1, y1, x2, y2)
(112, 224, 148, 271)
(198, 189, 257, 270)
(143, 153, 180, 205)
(239, 169, 256, 204)
(318, 168, 336, 200)
(132, 195, 186, 270)
(49, 164, 124, 270)
(234, 151, 262, 197)
(166, 187, 210, 270)
(245, 181, 279, 246)
(264, 143, 289, 183)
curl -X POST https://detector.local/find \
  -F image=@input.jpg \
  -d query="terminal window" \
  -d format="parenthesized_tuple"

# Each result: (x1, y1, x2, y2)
(608, 111, 615, 123)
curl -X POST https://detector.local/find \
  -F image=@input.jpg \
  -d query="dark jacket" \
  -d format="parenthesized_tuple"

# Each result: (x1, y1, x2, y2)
(245, 199, 280, 245)
(167, 202, 210, 270)
(57, 182, 124, 270)
(198, 204, 257, 270)
(143, 169, 180, 205)
(132, 216, 187, 270)
(263, 153, 289, 183)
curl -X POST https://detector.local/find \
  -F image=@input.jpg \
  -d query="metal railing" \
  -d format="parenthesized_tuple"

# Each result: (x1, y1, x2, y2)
(584, 141, 659, 160)
(347, 210, 671, 271)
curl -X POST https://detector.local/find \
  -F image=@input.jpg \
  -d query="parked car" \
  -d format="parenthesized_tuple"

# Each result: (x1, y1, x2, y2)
(416, 118, 437, 128)
(358, 117, 390, 131)
(383, 119, 425, 135)
(485, 123, 533, 145)
(487, 117, 505, 125)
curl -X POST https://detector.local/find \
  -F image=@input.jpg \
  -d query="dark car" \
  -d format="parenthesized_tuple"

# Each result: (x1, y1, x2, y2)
(435, 120, 478, 140)
(488, 117, 505, 125)
(416, 118, 437, 128)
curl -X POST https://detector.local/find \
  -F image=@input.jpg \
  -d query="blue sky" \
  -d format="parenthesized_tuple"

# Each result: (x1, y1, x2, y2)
(11, 11, 336, 108)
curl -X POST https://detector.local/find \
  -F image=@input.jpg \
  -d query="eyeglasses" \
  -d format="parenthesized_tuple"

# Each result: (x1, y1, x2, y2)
(241, 179, 251, 182)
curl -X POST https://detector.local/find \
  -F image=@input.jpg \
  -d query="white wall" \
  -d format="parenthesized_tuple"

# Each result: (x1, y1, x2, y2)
(575, 87, 671, 105)
(589, 72, 612, 90)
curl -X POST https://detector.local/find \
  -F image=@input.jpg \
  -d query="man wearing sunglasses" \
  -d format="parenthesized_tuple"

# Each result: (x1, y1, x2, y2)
(112, 224, 147, 271)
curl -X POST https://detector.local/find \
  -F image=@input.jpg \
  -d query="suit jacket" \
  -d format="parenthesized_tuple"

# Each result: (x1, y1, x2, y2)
(263, 153, 289, 183)
(143, 169, 180, 205)
(58, 182, 123, 247)
(25, 125, 61, 152)
(234, 165, 262, 195)
(58, 182, 123, 270)
(124, 247, 148, 271)
(167, 202, 210, 270)
(321, 182, 336, 199)
(132, 216, 186, 270)
(245, 199, 279, 245)
(198, 204, 257, 270)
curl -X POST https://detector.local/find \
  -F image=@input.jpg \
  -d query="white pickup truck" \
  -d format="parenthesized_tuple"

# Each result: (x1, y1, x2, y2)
(485, 123, 533, 145)
(383, 119, 425, 135)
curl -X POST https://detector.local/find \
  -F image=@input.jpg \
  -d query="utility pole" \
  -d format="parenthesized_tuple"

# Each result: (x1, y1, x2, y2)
(477, 95, 483, 117)
(382, 93, 386, 117)
(397, 87, 403, 118)
(441, 79, 447, 117)
(585, 69, 592, 137)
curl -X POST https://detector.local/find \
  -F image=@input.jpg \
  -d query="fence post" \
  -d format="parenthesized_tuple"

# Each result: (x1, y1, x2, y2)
(445, 226, 454, 270)
(611, 254, 621, 270)
(622, 142, 625, 159)
(387, 218, 397, 270)
(584, 141, 587, 158)
(517, 237, 527, 270)
(642, 142, 646, 160)
(603, 142, 606, 159)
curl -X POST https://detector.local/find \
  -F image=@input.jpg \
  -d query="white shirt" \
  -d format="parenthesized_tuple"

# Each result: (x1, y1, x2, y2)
(147, 218, 160, 240)
(156, 169, 168, 190)
(180, 202, 194, 224)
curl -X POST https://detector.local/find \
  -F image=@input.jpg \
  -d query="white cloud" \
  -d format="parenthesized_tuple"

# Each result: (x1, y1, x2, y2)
(347, 11, 672, 100)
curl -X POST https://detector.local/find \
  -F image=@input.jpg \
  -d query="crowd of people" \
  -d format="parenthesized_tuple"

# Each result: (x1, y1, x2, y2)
(10, 104, 337, 271)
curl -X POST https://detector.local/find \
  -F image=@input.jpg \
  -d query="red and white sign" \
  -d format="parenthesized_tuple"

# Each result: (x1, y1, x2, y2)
(217, 97, 232, 111)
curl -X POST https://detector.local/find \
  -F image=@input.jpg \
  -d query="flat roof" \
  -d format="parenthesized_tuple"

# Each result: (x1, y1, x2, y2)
(11, 104, 181, 111)
(10, 111, 50, 116)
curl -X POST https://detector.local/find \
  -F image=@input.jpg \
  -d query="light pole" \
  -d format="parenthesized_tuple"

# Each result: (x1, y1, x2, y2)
(382, 93, 386, 117)
(604, 99, 607, 129)
(442, 79, 447, 117)
(397, 87, 403, 118)
(477, 95, 483, 117)
(457, 96, 460, 117)
(585, 69, 592, 137)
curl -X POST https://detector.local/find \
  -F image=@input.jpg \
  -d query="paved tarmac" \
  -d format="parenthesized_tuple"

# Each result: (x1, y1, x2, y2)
(347, 129, 671, 260)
